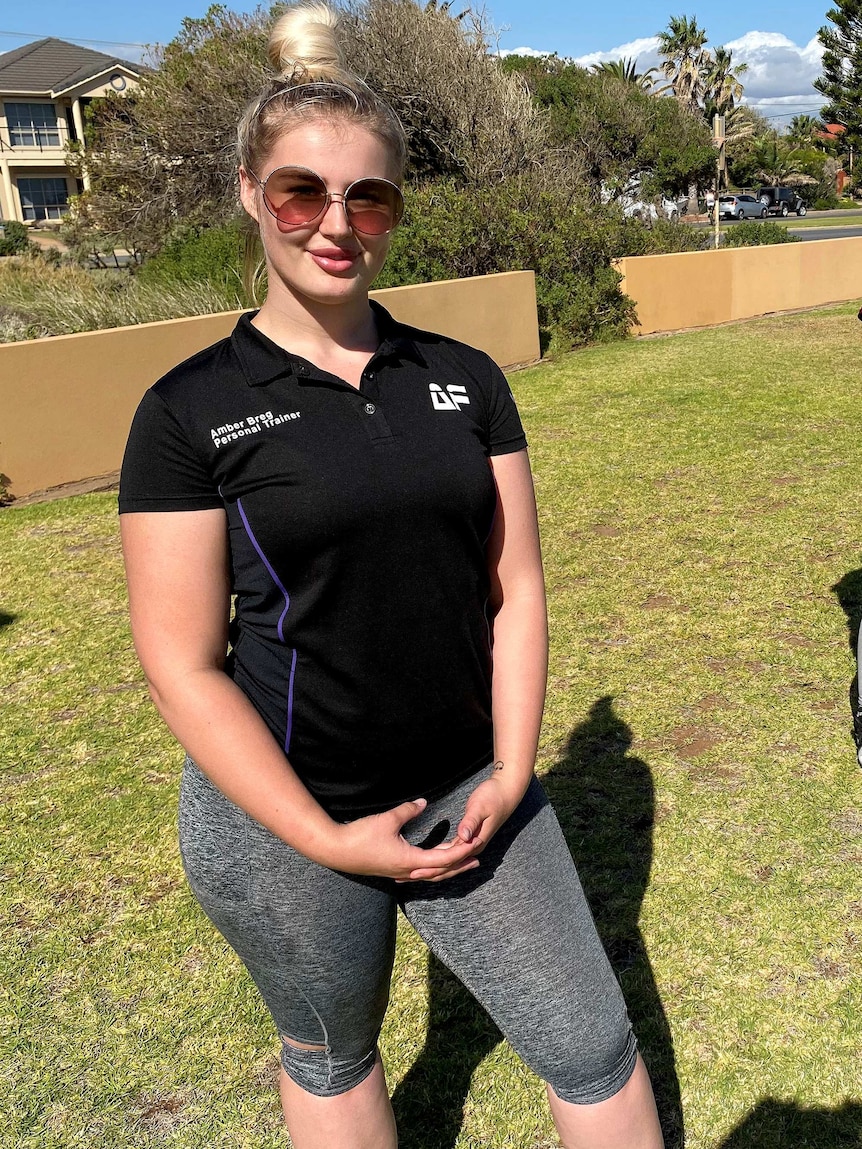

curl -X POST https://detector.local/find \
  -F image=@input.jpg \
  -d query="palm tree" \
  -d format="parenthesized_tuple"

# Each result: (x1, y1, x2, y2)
(656, 15, 709, 114)
(591, 57, 657, 90)
(703, 46, 747, 117)
(787, 114, 822, 148)
(751, 131, 817, 187)
(657, 15, 710, 212)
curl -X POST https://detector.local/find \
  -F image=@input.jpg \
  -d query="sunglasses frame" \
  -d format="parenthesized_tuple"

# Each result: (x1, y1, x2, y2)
(251, 165, 404, 236)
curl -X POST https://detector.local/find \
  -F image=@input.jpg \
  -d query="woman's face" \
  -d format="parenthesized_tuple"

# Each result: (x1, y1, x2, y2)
(240, 119, 400, 312)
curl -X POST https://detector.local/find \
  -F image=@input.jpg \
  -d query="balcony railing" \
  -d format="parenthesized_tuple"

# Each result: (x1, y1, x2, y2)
(0, 125, 71, 154)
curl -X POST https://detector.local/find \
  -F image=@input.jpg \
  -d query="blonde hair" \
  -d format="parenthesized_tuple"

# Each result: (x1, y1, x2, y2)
(237, 2, 407, 179)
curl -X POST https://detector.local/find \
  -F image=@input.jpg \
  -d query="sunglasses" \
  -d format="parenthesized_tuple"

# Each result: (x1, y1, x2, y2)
(252, 166, 404, 235)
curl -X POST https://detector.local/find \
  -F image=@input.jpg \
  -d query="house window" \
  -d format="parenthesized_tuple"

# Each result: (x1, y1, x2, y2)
(5, 102, 61, 147)
(18, 177, 69, 220)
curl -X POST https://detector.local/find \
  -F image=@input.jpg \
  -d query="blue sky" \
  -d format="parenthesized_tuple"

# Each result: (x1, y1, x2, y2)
(0, 0, 829, 120)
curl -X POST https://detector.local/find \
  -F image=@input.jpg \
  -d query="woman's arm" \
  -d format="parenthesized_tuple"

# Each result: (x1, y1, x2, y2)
(121, 509, 480, 881)
(484, 448, 549, 793)
(432, 448, 549, 863)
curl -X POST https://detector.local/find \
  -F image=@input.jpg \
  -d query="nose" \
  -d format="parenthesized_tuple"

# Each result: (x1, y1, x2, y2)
(318, 193, 354, 238)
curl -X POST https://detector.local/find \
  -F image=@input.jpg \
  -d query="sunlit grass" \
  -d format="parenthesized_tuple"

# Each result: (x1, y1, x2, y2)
(2, 301, 861, 1148)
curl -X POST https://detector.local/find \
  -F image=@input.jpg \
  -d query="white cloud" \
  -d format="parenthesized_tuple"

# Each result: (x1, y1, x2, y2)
(571, 36, 662, 72)
(724, 31, 824, 112)
(558, 29, 826, 113)
(498, 46, 556, 58)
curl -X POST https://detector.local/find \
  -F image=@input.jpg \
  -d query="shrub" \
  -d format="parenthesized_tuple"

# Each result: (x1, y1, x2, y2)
(721, 221, 799, 247)
(136, 219, 250, 301)
(374, 180, 650, 352)
(0, 221, 32, 257)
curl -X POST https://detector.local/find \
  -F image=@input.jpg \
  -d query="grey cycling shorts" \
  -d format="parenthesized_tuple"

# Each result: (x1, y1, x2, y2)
(178, 758, 637, 1103)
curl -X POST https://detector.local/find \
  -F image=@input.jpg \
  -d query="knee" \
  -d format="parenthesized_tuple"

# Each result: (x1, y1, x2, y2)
(279, 1034, 378, 1097)
(543, 1028, 639, 1106)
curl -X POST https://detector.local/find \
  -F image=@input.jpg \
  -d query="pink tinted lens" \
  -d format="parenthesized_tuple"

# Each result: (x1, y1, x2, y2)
(262, 169, 403, 234)
(343, 179, 404, 235)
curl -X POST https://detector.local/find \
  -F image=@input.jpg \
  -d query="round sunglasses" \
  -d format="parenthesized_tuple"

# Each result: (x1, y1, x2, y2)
(251, 165, 404, 235)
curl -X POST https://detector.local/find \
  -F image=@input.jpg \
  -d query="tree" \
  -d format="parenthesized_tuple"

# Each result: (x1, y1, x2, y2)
(71, 6, 270, 252)
(502, 56, 714, 199)
(73, 0, 547, 253)
(656, 17, 754, 209)
(702, 46, 747, 117)
(747, 131, 818, 189)
(656, 15, 709, 113)
(815, 0, 862, 161)
(591, 58, 657, 90)
(340, 0, 546, 184)
(787, 114, 823, 147)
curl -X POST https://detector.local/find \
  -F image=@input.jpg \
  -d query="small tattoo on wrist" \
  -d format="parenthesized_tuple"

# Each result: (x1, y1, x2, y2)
(493, 760, 504, 772)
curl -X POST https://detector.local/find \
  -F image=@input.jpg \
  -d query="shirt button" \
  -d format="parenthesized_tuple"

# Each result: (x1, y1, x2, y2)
(364, 403, 376, 415)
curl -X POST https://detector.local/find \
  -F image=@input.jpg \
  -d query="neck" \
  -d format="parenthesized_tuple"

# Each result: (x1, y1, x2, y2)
(252, 284, 379, 358)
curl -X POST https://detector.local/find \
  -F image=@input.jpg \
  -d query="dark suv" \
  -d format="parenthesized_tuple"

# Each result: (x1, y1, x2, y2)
(757, 187, 807, 217)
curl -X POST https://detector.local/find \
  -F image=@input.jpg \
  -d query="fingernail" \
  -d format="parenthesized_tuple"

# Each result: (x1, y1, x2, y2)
(415, 798, 427, 810)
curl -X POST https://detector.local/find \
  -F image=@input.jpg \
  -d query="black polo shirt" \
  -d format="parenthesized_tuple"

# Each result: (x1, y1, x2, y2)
(119, 303, 527, 818)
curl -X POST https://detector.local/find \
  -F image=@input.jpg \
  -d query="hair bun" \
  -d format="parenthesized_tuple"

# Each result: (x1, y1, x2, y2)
(268, 2, 344, 79)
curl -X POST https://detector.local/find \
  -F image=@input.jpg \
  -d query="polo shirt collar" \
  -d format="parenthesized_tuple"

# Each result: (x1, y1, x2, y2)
(231, 303, 426, 389)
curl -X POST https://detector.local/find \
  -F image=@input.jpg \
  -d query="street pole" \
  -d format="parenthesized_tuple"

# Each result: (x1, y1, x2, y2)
(713, 114, 725, 251)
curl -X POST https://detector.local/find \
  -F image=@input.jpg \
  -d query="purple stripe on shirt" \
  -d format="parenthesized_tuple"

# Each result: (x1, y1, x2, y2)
(236, 497, 291, 644)
(285, 647, 297, 754)
(236, 497, 297, 754)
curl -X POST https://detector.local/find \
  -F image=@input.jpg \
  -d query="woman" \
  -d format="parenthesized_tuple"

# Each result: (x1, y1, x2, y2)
(119, 5, 664, 1146)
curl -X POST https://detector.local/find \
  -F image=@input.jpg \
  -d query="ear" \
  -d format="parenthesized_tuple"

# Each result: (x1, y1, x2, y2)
(239, 167, 260, 224)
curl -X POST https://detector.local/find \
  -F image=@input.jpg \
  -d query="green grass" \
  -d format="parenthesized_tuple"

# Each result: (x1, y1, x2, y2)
(3, 303, 862, 1148)
(719, 215, 862, 232)
(771, 216, 862, 231)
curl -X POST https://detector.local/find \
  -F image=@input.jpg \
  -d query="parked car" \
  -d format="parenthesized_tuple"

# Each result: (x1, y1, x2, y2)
(756, 186, 807, 216)
(718, 194, 767, 220)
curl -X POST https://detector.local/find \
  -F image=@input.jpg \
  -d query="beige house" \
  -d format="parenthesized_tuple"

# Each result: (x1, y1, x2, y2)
(0, 38, 140, 224)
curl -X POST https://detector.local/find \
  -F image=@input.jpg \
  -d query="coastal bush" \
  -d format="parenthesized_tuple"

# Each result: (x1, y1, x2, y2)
(722, 221, 799, 247)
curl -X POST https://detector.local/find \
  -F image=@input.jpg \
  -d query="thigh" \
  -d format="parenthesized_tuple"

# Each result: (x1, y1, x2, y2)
(178, 757, 397, 1060)
(400, 773, 636, 1103)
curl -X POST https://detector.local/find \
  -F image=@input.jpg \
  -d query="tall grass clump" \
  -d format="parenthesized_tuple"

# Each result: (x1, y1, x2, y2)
(0, 257, 241, 342)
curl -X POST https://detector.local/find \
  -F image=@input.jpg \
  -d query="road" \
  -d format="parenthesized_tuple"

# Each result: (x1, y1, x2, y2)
(787, 226, 862, 242)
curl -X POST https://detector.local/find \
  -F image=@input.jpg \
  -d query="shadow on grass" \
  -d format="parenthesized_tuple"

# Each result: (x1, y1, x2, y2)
(831, 567, 861, 757)
(0, 610, 15, 630)
(542, 696, 684, 1149)
(392, 695, 682, 1149)
(391, 954, 502, 1149)
(718, 1098, 862, 1148)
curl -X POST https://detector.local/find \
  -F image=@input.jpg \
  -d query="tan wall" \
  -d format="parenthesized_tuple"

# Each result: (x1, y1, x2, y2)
(617, 236, 862, 335)
(0, 271, 539, 499)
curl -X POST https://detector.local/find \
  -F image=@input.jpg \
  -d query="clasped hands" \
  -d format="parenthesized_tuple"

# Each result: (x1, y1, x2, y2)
(327, 772, 527, 883)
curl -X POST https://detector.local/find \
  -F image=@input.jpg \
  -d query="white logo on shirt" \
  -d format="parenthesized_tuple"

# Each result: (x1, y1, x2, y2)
(429, 384, 470, 411)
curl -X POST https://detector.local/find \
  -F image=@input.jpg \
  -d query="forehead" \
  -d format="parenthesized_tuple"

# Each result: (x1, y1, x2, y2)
(260, 118, 399, 183)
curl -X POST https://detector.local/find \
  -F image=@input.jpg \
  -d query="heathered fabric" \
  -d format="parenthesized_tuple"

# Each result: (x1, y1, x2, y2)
(179, 758, 637, 1103)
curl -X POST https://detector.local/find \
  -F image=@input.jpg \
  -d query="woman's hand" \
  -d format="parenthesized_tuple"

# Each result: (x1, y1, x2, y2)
(455, 771, 528, 853)
(328, 798, 481, 882)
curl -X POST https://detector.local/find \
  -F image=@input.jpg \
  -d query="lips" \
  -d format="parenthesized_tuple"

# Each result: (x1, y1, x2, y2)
(308, 247, 361, 273)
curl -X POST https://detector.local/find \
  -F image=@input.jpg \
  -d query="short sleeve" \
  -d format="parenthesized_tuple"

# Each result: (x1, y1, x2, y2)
(118, 389, 222, 513)
(485, 358, 527, 456)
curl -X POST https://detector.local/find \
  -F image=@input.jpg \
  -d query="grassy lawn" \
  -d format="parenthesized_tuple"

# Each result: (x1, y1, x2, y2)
(3, 302, 862, 1148)
(717, 216, 862, 233)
